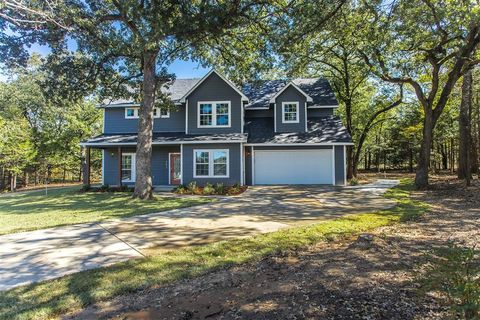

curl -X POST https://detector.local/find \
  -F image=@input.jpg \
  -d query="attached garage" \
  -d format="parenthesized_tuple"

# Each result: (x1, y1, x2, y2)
(253, 149, 334, 185)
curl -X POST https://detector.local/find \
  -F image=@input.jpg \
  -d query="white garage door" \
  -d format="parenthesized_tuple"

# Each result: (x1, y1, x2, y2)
(254, 149, 333, 185)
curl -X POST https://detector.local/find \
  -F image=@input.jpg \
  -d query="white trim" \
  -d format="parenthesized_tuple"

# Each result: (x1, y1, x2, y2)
(343, 145, 347, 186)
(179, 69, 249, 103)
(273, 103, 277, 132)
(80, 140, 247, 147)
(304, 102, 308, 132)
(121, 152, 136, 182)
(180, 144, 184, 184)
(193, 149, 230, 178)
(154, 107, 170, 118)
(240, 144, 244, 185)
(101, 149, 105, 185)
(168, 152, 181, 185)
(197, 101, 231, 128)
(102, 108, 105, 133)
(125, 107, 139, 119)
(269, 82, 313, 103)
(101, 103, 141, 108)
(245, 106, 270, 110)
(185, 98, 189, 134)
(244, 142, 354, 146)
(251, 146, 255, 186)
(309, 105, 339, 109)
(331, 147, 336, 185)
(282, 101, 300, 124)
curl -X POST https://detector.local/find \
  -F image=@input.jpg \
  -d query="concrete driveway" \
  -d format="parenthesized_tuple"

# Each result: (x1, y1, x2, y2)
(0, 179, 398, 291)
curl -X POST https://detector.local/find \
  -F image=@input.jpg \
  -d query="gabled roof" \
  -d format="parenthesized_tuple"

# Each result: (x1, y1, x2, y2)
(268, 82, 313, 103)
(178, 69, 249, 103)
(243, 78, 338, 109)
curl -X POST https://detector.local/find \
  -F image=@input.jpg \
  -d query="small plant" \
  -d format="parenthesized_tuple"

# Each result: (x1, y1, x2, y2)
(203, 182, 215, 195)
(173, 185, 188, 194)
(214, 183, 225, 195)
(227, 183, 242, 195)
(98, 184, 110, 192)
(349, 178, 359, 186)
(80, 185, 92, 192)
(187, 181, 202, 195)
(422, 243, 480, 319)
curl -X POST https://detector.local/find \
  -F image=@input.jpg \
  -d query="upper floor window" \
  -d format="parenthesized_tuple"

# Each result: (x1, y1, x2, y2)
(125, 107, 139, 119)
(153, 107, 170, 118)
(198, 101, 231, 127)
(282, 102, 299, 123)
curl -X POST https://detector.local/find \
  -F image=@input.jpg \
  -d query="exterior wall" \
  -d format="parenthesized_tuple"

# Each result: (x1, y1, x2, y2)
(334, 145, 346, 186)
(274, 86, 307, 133)
(102, 146, 180, 186)
(245, 146, 253, 185)
(187, 72, 243, 134)
(308, 108, 334, 117)
(103, 106, 186, 134)
(245, 108, 273, 118)
(182, 143, 242, 186)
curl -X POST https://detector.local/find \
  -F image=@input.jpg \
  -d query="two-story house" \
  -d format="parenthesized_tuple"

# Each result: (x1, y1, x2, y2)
(81, 69, 352, 187)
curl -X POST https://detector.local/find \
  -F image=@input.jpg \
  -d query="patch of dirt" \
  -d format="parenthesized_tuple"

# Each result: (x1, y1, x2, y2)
(71, 177, 480, 320)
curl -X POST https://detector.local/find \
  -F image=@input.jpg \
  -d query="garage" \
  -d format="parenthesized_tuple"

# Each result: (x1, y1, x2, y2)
(253, 149, 333, 185)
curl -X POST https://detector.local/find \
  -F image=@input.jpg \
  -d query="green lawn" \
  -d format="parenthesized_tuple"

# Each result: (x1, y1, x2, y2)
(0, 180, 429, 320)
(0, 187, 214, 235)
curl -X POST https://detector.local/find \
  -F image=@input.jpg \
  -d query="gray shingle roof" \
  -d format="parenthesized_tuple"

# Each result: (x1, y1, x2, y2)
(244, 116, 352, 144)
(243, 78, 338, 109)
(81, 132, 247, 145)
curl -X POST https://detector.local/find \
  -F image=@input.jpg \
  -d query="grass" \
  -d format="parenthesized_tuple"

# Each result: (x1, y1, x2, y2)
(0, 180, 429, 320)
(0, 187, 214, 235)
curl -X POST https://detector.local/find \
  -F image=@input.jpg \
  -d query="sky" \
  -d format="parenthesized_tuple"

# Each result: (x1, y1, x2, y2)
(1, 41, 210, 81)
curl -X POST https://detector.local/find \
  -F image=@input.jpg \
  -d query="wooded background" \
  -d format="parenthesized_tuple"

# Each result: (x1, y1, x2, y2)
(0, 0, 479, 192)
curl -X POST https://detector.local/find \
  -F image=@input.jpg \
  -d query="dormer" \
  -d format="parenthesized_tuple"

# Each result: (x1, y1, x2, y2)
(272, 82, 312, 133)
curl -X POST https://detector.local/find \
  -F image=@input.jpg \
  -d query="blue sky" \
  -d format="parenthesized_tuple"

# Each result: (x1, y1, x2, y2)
(1, 41, 210, 81)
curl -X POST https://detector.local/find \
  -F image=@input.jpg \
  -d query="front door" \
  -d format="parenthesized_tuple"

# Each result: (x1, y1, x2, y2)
(169, 153, 181, 185)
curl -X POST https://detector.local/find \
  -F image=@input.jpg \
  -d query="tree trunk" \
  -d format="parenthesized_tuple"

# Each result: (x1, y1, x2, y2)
(415, 112, 434, 189)
(10, 173, 17, 192)
(409, 144, 414, 173)
(133, 50, 157, 200)
(458, 70, 472, 182)
(24, 171, 29, 187)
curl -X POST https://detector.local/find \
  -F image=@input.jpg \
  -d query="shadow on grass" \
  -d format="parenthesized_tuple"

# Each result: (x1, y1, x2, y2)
(0, 180, 429, 320)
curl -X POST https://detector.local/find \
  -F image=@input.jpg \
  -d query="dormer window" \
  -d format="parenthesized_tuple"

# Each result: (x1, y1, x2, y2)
(198, 101, 231, 127)
(125, 107, 139, 119)
(282, 102, 299, 123)
(153, 107, 170, 118)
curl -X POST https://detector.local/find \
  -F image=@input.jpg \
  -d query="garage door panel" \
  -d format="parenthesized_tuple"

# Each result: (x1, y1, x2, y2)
(254, 150, 333, 185)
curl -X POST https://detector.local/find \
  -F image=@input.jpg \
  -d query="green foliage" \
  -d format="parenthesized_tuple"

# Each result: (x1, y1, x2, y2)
(228, 183, 243, 195)
(214, 183, 226, 195)
(172, 184, 189, 194)
(422, 243, 480, 319)
(202, 182, 215, 195)
(349, 177, 359, 186)
(0, 181, 428, 320)
(186, 181, 200, 195)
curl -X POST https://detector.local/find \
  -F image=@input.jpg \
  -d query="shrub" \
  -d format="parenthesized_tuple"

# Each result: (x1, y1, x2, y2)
(98, 184, 110, 192)
(173, 185, 188, 194)
(214, 183, 225, 195)
(422, 243, 480, 319)
(227, 183, 242, 195)
(203, 183, 215, 195)
(349, 178, 359, 186)
(187, 181, 202, 195)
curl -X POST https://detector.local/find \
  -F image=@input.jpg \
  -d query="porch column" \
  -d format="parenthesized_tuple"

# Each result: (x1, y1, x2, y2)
(82, 146, 91, 186)
(117, 147, 122, 186)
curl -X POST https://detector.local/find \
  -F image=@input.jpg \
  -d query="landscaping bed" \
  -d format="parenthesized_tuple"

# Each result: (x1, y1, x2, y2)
(172, 181, 247, 196)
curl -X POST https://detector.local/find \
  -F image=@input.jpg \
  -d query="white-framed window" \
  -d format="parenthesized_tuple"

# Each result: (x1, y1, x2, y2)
(125, 107, 139, 119)
(153, 107, 170, 118)
(121, 153, 136, 182)
(193, 149, 229, 178)
(197, 101, 231, 127)
(282, 102, 299, 123)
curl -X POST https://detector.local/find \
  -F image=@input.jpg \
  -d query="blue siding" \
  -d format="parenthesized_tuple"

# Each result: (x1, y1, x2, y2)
(334, 145, 346, 186)
(186, 72, 243, 134)
(104, 106, 186, 134)
(308, 108, 334, 117)
(182, 143, 242, 186)
(274, 86, 307, 133)
(102, 146, 180, 186)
